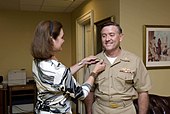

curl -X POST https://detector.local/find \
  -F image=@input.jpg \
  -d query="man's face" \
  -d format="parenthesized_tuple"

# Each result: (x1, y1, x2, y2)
(101, 25, 123, 51)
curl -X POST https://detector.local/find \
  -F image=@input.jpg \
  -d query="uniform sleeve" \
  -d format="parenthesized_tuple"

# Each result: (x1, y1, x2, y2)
(134, 58, 152, 92)
(38, 60, 92, 100)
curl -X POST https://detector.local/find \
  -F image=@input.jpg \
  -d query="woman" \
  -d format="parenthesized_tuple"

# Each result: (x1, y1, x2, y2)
(31, 20, 105, 114)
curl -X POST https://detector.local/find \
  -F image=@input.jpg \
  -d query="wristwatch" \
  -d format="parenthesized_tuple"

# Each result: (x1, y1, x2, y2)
(90, 72, 97, 79)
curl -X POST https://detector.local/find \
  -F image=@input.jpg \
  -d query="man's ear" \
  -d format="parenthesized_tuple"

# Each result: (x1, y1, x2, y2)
(119, 33, 124, 42)
(51, 37, 55, 43)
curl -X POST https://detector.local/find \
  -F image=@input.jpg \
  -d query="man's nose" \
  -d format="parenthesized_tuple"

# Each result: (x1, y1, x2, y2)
(105, 35, 110, 41)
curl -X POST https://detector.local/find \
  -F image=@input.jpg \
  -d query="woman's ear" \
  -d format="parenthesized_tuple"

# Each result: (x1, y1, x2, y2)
(51, 37, 56, 47)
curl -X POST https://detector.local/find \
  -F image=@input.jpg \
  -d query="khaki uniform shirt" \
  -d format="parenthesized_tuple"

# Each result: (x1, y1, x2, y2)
(86, 50, 152, 102)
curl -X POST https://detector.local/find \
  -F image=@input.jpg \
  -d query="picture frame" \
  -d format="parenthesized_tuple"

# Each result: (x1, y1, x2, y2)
(143, 25, 170, 69)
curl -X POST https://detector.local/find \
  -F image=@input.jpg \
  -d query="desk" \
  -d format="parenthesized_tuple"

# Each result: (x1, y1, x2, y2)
(0, 84, 8, 114)
(8, 84, 36, 114)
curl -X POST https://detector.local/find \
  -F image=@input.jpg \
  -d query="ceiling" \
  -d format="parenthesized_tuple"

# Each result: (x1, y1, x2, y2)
(0, 0, 86, 13)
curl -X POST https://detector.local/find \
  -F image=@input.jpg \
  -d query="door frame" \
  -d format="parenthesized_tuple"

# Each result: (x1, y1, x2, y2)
(76, 10, 94, 114)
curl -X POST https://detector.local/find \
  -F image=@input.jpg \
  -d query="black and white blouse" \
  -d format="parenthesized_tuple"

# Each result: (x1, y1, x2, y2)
(32, 59, 91, 114)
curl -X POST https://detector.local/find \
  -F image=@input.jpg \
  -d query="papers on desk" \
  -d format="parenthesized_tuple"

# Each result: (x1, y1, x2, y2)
(8, 104, 33, 114)
(7, 69, 26, 86)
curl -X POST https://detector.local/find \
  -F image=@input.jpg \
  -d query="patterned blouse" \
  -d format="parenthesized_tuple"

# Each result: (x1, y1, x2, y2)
(32, 59, 91, 114)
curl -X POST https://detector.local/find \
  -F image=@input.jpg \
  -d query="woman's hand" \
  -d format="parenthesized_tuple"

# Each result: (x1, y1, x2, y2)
(92, 59, 106, 77)
(78, 55, 100, 66)
(86, 60, 106, 85)
(70, 56, 100, 75)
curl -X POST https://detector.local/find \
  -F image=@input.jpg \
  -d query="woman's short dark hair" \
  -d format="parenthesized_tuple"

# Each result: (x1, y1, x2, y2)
(31, 20, 63, 60)
(101, 21, 122, 34)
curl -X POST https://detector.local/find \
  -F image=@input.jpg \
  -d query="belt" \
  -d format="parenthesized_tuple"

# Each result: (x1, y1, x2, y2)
(96, 98, 133, 108)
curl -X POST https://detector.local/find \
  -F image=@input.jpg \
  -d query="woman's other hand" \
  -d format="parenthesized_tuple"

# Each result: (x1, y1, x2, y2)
(79, 55, 100, 66)
(92, 59, 106, 77)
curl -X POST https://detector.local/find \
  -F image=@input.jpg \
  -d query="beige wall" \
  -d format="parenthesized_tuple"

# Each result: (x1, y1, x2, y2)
(71, 0, 170, 96)
(120, 0, 170, 96)
(0, 10, 72, 80)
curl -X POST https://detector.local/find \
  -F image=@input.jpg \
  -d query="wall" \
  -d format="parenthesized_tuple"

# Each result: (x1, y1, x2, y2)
(72, 0, 170, 96)
(0, 10, 72, 80)
(120, 0, 170, 96)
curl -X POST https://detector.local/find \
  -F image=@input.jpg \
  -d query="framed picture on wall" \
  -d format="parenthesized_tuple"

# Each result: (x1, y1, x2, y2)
(143, 25, 170, 69)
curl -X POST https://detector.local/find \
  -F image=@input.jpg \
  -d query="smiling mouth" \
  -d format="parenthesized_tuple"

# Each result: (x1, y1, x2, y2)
(105, 43, 113, 45)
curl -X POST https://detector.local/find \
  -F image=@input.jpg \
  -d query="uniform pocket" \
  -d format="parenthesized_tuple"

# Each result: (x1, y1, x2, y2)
(114, 71, 134, 92)
(95, 75, 108, 93)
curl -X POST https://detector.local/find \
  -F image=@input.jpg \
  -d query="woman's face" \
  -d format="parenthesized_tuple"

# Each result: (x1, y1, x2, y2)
(52, 28, 64, 51)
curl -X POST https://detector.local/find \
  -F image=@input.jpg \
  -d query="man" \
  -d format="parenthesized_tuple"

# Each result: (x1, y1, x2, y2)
(84, 22, 152, 114)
